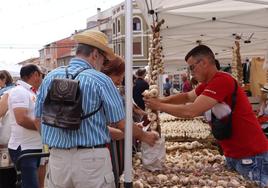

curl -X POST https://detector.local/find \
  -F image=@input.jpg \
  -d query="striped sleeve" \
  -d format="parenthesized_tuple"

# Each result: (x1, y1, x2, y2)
(35, 78, 49, 118)
(99, 76, 125, 123)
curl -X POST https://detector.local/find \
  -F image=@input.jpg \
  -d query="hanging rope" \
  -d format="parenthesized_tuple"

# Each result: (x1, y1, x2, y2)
(145, 0, 156, 26)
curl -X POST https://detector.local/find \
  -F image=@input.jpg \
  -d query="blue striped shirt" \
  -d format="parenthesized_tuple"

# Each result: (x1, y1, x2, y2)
(35, 58, 125, 148)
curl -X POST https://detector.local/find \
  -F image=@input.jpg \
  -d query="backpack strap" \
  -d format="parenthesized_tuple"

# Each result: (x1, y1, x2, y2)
(65, 66, 89, 79)
(81, 101, 103, 119)
(64, 66, 103, 119)
(230, 79, 238, 111)
(225, 78, 238, 127)
(211, 78, 238, 119)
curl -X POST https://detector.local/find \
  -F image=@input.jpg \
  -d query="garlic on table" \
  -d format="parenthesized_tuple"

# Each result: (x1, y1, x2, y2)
(133, 180, 144, 188)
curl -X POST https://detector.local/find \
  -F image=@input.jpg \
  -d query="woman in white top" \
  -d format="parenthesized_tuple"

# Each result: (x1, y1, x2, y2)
(0, 70, 16, 188)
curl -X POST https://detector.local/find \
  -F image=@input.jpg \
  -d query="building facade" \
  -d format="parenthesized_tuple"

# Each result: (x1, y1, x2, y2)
(87, 1, 150, 68)
(111, 1, 150, 68)
(36, 1, 150, 71)
(39, 37, 76, 72)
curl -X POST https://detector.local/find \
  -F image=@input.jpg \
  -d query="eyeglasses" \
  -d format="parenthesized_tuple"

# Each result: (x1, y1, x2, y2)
(98, 50, 103, 56)
(98, 50, 106, 58)
(188, 59, 202, 71)
(36, 71, 45, 79)
(98, 50, 109, 63)
(103, 58, 110, 65)
(41, 73, 45, 79)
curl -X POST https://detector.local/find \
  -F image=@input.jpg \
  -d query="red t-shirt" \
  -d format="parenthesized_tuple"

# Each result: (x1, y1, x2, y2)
(195, 72, 268, 158)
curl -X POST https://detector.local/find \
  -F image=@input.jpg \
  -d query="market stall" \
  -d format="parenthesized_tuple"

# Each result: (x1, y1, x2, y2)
(129, 114, 259, 188)
(123, 1, 268, 187)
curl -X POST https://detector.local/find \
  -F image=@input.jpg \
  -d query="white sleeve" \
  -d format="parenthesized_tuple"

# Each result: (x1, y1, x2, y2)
(9, 87, 29, 109)
(205, 102, 231, 121)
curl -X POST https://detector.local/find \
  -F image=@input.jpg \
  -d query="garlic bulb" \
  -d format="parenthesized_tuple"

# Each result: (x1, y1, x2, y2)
(133, 180, 144, 188)
(130, 139, 257, 188)
(160, 115, 211, 140)
(149, 88, 158, 97)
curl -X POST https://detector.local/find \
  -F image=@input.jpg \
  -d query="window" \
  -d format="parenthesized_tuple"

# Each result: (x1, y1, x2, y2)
(133, 42, 141, 55)
(113, 22, 116, 34)
(46, 47, 51, 56)
(133, 17, 141, 31)
(117, 19, 121, 33)
(118, 43, 121, 55)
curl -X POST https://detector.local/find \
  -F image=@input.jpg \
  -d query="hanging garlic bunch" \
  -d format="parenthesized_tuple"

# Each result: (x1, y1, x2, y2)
(231, 40, 243, 85)
(147, 19, 165, 85)
(143, 85, 159, 130)
(143, 19, 165, 133)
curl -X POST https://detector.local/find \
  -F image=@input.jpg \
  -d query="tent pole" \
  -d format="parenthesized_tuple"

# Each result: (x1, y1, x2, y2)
(124, 0, 133, 187)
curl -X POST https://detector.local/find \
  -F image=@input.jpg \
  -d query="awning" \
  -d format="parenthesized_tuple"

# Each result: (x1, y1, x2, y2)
(136, 0, 268, 66)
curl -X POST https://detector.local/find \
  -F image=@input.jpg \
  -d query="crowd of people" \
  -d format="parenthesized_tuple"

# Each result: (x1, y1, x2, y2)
(0, 31, 268, 188)
(0, 30, 159, 188)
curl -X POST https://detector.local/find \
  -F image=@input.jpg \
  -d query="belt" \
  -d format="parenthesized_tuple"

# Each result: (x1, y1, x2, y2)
(76, 144, 107, 149)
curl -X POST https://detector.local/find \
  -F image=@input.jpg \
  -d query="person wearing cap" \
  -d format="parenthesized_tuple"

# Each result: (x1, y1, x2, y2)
(35, 30, 158, 188)
(7, 64, 44, 188)
(144, 45, 268, 187)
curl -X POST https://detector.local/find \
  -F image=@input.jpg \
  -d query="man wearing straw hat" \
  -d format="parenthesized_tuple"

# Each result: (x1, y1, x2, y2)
(35, 30, 158, 188)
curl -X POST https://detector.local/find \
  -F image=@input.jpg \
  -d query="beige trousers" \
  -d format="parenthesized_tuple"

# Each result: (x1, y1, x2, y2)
(47, 147, 115, 188)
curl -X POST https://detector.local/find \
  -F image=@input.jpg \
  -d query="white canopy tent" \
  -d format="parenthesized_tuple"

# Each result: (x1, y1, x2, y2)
(136, 0, 268, 67)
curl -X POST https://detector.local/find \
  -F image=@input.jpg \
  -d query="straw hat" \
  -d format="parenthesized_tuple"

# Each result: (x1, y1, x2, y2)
(73, 30, 115, 60)
(261, 83, 268, 93)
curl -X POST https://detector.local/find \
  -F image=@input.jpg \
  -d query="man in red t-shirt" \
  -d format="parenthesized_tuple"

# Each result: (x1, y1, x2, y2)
(144, 45, 268, 187)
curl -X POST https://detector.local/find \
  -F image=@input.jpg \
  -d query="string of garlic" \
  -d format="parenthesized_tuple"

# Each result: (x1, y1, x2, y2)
(143, 19, 165, 133)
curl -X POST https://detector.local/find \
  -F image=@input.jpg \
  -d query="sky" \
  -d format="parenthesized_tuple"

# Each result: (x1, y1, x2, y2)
(0, 0, 123, 73)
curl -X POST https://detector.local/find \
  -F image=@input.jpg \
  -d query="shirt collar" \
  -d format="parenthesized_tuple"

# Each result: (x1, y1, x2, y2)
(69, 57, 94, 69)
(16, 80, 33, 92)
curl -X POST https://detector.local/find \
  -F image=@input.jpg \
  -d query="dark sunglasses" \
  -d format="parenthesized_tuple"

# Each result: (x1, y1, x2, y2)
(189, 59, 202, 71)
(103, 59, 110, 65)
(41, 73, 45, 79)
(98, 50, 109, 63)
(98, 50, 106, 58)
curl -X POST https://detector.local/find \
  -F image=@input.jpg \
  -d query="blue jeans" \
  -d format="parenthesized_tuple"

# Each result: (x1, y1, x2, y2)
(226, 152, 268, 187)
(8, 146, 42, 188)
